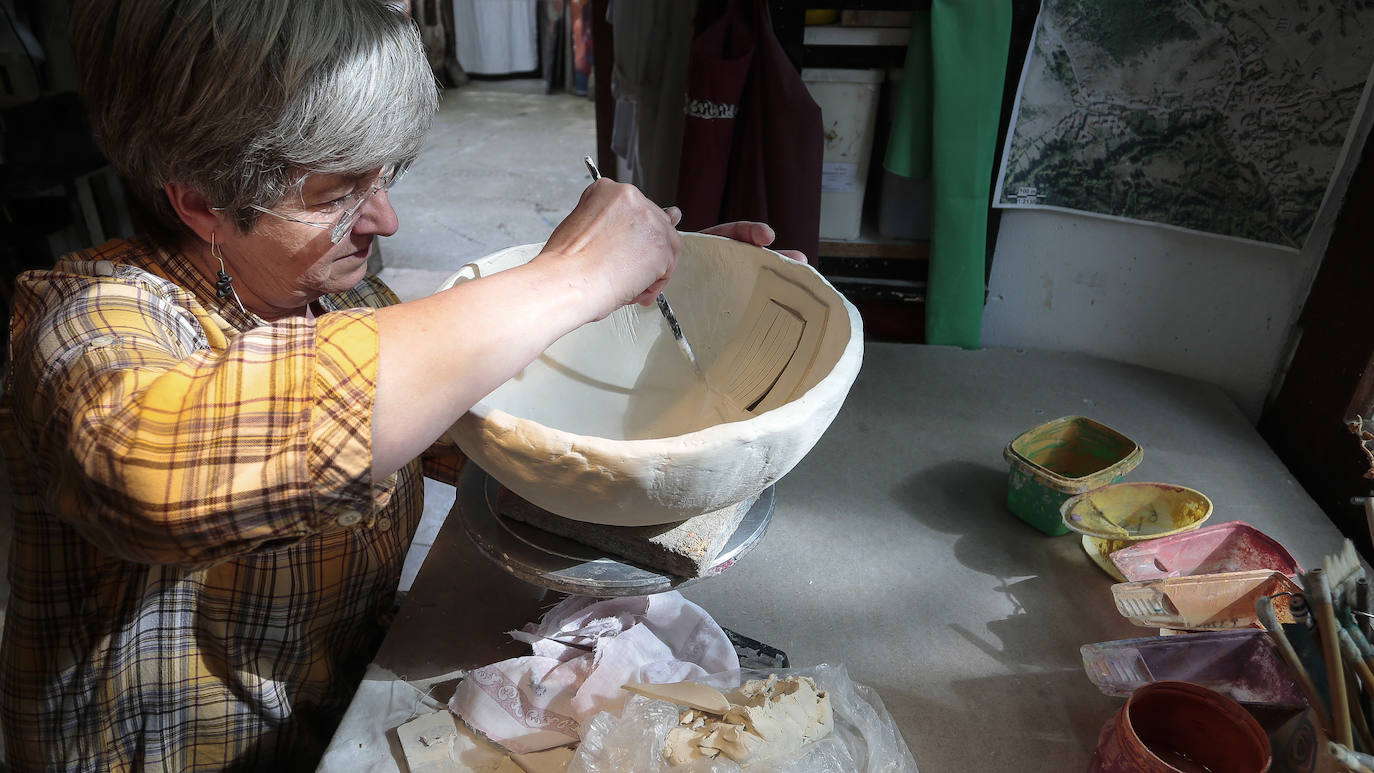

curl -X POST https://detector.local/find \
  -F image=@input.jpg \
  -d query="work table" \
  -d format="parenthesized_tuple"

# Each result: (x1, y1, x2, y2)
(319, 344, 1349, 771)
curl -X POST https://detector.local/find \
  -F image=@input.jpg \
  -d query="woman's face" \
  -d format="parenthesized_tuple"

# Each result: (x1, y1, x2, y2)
(216, 169, 400, 317)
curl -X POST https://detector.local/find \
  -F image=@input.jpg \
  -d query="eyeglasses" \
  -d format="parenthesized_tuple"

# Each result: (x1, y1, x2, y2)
(248, 160, 410, 243)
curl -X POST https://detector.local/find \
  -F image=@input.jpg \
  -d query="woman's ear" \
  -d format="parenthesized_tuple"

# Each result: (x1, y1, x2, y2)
(163, 181, 226, 243)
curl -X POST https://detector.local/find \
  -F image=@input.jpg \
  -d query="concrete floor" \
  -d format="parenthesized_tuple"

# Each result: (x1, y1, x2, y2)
(376, 78, 596, 590)
(376, 77, 595, 305)
(0, 79, 596, 627)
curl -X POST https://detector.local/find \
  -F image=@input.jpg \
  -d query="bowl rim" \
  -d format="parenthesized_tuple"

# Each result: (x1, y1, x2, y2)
(1059, 481, 1214, 540)
(443, 233, 866, 455)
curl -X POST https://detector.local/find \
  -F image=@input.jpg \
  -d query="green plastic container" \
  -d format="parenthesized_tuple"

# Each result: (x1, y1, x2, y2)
(1003, 416, 1143, 536)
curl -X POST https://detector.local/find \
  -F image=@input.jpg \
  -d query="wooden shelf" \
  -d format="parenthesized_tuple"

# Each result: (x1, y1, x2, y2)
(818, 216, 928, 260)
(818, 236, 927, 260)
(826, 275, 926, 343)
(803, 26, 910, 47)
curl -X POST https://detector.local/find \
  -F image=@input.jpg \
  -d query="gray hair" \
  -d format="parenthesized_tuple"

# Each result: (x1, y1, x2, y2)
(69, 0, 438, 242)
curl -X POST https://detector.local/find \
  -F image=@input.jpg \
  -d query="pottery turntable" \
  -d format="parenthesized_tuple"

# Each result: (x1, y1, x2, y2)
(436, 233, 864, 598)
(454, 465, 775, 596)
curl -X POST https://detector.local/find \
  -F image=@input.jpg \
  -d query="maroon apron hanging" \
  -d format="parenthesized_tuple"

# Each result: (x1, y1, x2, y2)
(676, 0, 822, 264)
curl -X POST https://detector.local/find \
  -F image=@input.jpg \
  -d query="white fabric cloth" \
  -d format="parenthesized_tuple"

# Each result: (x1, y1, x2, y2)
(449, 592, 739, 755)
(451, 0, 538, 75)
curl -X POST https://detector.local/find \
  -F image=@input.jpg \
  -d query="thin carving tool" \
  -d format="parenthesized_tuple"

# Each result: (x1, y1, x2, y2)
(581, 155, 703, 377)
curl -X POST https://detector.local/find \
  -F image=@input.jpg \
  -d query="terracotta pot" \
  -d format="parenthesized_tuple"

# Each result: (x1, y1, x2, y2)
(1088, 681, 1271, 772)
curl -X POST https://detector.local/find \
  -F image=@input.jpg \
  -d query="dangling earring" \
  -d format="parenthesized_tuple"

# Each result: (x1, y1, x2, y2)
(210, 233, 248, 315)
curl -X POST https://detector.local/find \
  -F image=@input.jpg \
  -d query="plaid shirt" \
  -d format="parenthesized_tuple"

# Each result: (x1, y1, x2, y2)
(0, 236, 459, 771)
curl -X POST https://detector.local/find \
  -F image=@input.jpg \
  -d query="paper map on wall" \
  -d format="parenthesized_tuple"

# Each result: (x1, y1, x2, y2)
(992, 0, 1374, 250)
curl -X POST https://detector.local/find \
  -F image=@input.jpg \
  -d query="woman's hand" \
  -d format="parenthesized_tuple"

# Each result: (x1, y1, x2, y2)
(374, 179, 679, 478)
(538, 179, 683, 319)
(699, 221, 808, 263)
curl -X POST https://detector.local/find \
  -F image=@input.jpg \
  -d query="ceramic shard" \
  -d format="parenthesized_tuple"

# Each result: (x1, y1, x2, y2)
(651, 674, 833, 766)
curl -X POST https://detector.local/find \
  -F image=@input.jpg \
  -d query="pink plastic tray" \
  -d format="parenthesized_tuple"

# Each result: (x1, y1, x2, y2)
(1109, 521, 1302, 582)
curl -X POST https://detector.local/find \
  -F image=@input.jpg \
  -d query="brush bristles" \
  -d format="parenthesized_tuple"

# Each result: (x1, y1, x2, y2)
(1306, 567, 1333, 605)
(1341, 627, 1363, 663)
(1325, 540, 1365, 602)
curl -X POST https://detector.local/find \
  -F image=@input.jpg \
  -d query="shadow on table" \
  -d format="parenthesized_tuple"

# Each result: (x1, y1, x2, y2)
(889, 459, 1145, 667)
(374, 514, 559, 683)
(884, 668, 1118, 772)
(894, 458, 1135, 585)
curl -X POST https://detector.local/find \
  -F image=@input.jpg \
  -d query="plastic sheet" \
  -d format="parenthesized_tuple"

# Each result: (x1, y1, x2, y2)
(565, 664, 918, 773)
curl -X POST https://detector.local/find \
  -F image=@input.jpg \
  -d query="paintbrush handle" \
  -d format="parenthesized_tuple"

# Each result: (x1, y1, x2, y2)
(1311, 569, 1355, 747)
(1257, 596, 1332, 732)
(1365, 498, 1374, 640)
(1359, 577, 1370, 630)
(1342, 628, 1374, 700)
(1343, 622, 1374, 740)
(1344, 661, 1374, 753)
(1347, 621, 1374, 659)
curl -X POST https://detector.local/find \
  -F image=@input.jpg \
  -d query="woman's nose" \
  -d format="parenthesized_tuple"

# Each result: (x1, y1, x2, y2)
(353, 189, 400, 237)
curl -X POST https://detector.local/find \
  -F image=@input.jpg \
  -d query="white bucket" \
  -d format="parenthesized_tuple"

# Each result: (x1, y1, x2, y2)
(802, 68, 885, 241)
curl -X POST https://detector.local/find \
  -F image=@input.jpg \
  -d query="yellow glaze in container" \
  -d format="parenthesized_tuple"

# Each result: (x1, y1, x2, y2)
(1061, 482, 1213, 581)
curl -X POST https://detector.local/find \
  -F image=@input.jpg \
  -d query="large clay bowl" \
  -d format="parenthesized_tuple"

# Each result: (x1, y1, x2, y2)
(436, 233, 864, 526)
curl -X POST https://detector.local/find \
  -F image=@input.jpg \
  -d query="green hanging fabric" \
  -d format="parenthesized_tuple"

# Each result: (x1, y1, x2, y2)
(924, 0, 1011, 349)
(884, 11, 932, 181)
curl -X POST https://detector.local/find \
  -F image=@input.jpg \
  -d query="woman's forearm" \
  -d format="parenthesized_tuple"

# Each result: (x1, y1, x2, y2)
(371, 255, 596, 479)
(372, 179, 680, 480)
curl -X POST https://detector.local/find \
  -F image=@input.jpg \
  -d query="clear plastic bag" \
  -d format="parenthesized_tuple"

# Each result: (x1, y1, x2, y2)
(565, 664, 919, 773)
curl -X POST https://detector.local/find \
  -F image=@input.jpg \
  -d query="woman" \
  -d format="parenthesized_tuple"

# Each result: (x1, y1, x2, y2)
(0, 1, 795, 769)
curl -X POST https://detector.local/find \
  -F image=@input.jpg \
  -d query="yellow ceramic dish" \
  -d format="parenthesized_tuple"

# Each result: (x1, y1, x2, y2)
(1061, 482, 1213, 581)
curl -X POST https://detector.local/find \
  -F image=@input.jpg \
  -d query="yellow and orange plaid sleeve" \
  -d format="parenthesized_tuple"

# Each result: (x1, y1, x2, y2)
(1, 238, 431, 769)
(323, 272, 468, 484)
(7, 265, 384, 566)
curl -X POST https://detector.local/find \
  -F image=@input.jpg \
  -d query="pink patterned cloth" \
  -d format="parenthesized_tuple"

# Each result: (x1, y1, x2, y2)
(448, 592, 738, 754)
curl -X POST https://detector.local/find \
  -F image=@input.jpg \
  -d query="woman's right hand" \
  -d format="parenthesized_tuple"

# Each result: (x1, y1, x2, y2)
(373, 178, 681, 479)
(537, 179, 682, 320)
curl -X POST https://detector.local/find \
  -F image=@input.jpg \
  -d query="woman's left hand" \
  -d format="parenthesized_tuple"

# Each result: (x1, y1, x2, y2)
(698, 221, 808, 263)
